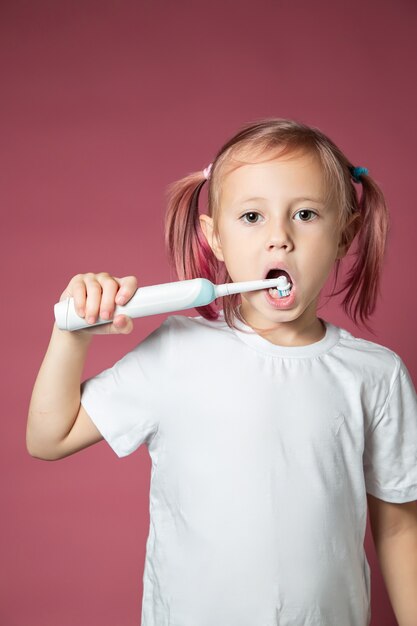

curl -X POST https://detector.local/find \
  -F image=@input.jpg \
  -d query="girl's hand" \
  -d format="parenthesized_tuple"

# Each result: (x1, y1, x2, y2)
(58, 272, 138, 335)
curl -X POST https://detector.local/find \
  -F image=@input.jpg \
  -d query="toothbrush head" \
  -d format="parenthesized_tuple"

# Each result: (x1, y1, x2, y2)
(274, 275, 292, 297)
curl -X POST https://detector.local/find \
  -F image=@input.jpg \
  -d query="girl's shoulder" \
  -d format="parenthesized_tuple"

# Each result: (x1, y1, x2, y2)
(336, 323, 407, 383)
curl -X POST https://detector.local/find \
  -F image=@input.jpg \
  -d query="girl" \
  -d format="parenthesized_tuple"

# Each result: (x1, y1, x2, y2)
(27, 118, 417, 626)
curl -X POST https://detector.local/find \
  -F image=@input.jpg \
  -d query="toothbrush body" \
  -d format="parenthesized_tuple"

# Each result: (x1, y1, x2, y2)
(54, 276, 292, 332)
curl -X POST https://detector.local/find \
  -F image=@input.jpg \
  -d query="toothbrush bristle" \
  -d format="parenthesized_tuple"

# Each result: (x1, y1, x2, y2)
(269, 275, 293, 298)
(271, 276, 292, 298)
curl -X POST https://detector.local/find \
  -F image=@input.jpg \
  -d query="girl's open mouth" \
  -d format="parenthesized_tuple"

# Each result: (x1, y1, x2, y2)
(264, 280, 296, 309)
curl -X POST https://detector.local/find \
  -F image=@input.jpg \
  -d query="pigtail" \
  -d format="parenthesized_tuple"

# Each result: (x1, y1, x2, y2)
(329, 172, 390, 334)
(164, 171, 225, 320)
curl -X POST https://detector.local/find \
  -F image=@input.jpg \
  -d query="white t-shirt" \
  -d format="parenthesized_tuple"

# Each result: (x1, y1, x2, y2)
(80, 312, 417, 626)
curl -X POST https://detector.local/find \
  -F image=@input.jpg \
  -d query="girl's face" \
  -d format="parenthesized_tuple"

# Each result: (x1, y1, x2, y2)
(200, 151, 351, 344)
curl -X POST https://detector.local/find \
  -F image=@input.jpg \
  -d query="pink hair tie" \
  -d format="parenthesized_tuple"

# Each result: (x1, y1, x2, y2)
(203, 163, 213, 180)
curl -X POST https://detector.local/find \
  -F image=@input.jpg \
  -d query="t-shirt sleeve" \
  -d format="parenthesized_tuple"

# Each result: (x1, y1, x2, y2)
(364, 356, 417, 503)
(80, 318, 172, 458)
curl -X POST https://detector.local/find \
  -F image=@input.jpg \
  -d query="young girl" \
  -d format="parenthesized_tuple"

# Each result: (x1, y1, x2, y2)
(27, 118, 417, 626)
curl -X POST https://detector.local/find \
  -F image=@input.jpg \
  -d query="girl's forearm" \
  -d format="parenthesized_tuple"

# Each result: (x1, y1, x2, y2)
(375, 522, 417, 626)
(26, 323, 93, 458)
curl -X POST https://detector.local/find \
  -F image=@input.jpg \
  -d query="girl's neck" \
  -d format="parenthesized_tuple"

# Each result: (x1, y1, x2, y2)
(238, 307, 326, 347)
(261, 318, 326, 347)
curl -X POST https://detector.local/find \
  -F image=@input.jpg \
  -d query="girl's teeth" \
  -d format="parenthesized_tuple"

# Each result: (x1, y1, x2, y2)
(270, 275, 292, 297)
(269, 288, 283, 299)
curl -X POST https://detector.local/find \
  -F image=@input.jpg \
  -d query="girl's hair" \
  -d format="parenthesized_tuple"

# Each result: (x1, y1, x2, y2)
(164, 118, 390, 335)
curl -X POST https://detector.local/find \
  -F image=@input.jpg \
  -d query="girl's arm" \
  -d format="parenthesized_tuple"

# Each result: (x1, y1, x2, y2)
(26, 272, 137, 460)
(368, 493, 417, 626)
(26, 323, 98, 460)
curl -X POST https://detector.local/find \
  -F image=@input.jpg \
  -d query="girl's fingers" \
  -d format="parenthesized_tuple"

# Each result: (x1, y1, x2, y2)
(86, 314, 133, 336)
(58, 273, 138, 334)
(82, 273, 108, 324)
(59, 274, 86, 305)
(70, 278, 88, 317)
(115, 275, 138, 305)
(96, 275, 120, 321)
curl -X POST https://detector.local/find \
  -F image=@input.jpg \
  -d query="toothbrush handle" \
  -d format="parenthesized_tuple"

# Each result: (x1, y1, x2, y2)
(54, 278, 216, 331)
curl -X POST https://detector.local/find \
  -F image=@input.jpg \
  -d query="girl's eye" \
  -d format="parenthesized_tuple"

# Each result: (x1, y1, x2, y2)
(294, 209, 317, 222)
(240, 210, 318, 224)
(240, 212, 261, 224)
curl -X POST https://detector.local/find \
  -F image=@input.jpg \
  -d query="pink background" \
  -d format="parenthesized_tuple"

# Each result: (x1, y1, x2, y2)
(2, 0, 416, 624)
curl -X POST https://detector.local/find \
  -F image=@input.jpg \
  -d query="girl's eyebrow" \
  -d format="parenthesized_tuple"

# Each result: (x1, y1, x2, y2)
(237, 195, 326, 204)
(293, 196, 326, 203)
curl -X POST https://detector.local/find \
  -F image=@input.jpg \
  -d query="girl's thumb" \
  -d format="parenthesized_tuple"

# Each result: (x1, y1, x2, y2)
(111, 315, 134, 334)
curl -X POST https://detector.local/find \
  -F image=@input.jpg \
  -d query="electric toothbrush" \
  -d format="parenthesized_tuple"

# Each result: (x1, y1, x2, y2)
(54, 275, 293, 332)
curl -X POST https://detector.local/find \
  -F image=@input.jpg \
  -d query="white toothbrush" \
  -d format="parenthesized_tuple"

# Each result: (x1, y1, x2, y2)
(54, 275, 293, 331)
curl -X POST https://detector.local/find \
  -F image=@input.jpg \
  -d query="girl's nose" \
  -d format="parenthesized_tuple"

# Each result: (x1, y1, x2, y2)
(265, 221, 293, 250)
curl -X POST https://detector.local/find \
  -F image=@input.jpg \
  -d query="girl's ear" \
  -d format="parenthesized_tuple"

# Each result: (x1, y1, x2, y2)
(199, 214, 225, 262)
(336, 213, 361, 259)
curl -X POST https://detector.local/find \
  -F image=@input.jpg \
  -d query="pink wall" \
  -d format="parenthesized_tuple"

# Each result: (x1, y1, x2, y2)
(2, 0, 416, 624)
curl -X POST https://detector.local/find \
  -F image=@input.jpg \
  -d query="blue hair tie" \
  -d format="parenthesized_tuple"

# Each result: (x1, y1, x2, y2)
(350, 166, 369, 183)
